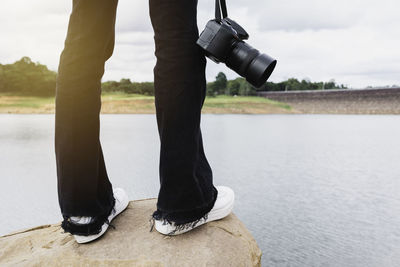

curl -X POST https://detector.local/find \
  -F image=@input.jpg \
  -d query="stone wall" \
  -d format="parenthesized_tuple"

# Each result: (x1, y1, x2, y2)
(257, 88, 400, 114)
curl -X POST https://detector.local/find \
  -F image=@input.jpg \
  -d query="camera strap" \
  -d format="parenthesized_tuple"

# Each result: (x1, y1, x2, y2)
(215, 0, 228, 20)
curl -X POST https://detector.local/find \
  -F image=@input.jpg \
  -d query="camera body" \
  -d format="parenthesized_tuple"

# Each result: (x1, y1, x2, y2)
(197, 18, 249, 63)
(197, 18, 277, 88)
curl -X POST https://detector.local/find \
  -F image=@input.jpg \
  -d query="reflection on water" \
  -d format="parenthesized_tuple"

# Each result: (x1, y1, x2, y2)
(1, 114, 400, 266)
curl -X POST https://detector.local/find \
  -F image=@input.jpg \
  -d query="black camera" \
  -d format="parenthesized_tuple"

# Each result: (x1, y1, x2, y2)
(197, 0, 277, 88)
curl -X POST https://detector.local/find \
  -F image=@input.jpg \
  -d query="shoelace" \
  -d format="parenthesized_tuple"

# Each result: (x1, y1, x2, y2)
(149, 217, 155, 232)
(105, 219, 116, 230)
(149, 213, 209, 235)
(106, 205, 118, 230)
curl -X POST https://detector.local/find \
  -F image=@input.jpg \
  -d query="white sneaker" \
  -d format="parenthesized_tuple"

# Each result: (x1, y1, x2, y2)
(154, 186, 234, 235)
(71, 188, 129, 244)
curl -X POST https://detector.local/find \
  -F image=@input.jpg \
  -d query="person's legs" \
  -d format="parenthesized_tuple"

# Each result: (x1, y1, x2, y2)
(55, 0, 119, 235)
(149, 0, 218, 225)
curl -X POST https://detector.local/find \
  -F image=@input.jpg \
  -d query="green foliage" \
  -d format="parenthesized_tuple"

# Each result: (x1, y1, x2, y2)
(0, 57, 155, 97)
(101, 79, 154, 95)
(227, 78, 241, 96)
(206, 72, 228, 96)
(207, 72, 347, 96)
(208, 75, 257, 96)
(0, 57, 57, 97)
(257, 77, 347, 91)
(0, 58, 347, 98)
(214, 72, 227, 94)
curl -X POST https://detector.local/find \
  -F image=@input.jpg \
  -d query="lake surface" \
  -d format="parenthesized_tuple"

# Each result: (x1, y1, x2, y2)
(1, 114, 400, 266)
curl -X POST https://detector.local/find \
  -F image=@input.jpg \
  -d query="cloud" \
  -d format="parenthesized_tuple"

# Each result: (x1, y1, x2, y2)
(0, 0, 399, 88)
(115, 1, 153, 32)
(253, 0, 363, 31)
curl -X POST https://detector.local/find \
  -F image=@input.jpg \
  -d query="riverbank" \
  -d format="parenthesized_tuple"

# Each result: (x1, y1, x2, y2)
(3, 88, 399, 114)
(0, 92, 293, 114)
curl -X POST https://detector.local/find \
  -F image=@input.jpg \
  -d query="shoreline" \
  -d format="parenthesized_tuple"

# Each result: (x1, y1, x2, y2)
(1, 89, 400, 114)
(0, 93, 294, 114)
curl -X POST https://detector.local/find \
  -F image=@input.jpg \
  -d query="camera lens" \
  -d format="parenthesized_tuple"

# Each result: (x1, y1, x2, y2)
(226, 41, 277, 88)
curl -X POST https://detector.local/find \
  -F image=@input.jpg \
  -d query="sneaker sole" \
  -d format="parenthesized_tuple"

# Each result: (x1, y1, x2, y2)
(155, 186, 234, 235)
(74, 188, 129, 244)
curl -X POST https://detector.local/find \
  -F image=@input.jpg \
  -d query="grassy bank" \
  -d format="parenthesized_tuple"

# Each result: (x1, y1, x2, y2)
(0, 91, 293, 114)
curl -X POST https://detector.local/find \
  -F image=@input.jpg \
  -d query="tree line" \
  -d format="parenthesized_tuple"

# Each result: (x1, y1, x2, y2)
(0, 57, 57, 97)
(0, 57, 347, 97)
(206, 72, 347, 96)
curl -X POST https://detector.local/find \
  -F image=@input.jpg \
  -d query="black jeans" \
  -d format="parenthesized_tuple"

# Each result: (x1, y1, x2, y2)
(55, 0, 217, 235)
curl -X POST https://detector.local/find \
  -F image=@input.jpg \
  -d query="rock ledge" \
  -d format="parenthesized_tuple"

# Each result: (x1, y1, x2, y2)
(0, 198, 261, 266)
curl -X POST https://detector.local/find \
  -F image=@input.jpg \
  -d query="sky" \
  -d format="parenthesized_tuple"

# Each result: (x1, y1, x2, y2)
(0, 0, 399, 88)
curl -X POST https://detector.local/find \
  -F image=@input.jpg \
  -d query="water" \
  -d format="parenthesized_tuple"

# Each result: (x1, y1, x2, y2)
(1, 114, 400, 266)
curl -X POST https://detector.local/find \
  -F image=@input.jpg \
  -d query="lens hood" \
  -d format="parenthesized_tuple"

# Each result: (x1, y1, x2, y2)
(246, 53, 277, 88)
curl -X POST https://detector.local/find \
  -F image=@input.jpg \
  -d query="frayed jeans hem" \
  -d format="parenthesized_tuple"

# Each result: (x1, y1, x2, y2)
(152, 187, 218, 225)
(60, 197, 116, 236)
